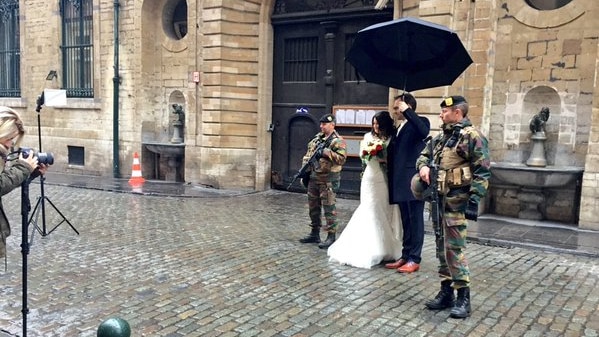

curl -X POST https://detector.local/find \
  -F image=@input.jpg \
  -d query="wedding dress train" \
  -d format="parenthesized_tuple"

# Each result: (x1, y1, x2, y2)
(328, 153, 402, 269)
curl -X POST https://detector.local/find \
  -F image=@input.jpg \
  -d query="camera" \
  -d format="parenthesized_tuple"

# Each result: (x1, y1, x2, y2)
(19, 147, 54, 166)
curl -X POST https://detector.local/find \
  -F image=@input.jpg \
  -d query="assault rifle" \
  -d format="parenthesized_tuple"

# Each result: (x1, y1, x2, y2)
(422, 136, 443, 258)
(287, 136, 333, 190)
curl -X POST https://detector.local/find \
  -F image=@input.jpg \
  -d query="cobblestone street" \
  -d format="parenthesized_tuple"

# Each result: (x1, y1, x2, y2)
(1, 182, 598, 336)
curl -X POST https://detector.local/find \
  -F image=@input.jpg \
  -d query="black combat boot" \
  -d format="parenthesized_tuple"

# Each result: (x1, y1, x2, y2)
(450, 287, 471, 318)
(318, 232, 336, 249)
(425, 280, 455, 310)
(299, 227, 320, 244)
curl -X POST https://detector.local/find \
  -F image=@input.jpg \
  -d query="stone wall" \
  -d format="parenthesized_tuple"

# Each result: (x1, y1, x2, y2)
(580, 33, 599, 230)
(191, 0, 265, 189)
(485, 0, 598, 229)
(489, 0, 593, 170)
(489, 185, 582, 223)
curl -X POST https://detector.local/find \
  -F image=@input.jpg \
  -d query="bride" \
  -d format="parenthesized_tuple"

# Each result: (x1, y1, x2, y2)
(328, 111, 402, 269)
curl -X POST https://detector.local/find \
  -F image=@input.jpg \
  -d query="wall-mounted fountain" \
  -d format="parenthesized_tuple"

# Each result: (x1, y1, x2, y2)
(488, 99, 584, 224)
(490, 162, 583, 221)
(141, 101, 186, 182)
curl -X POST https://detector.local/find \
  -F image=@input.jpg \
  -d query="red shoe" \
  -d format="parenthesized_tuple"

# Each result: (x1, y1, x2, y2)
(397, 261, 420, 273)
(385, 258, 407, 269)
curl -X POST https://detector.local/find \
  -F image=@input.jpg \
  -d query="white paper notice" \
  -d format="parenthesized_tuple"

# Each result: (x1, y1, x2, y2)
(43, 89, 67, 107)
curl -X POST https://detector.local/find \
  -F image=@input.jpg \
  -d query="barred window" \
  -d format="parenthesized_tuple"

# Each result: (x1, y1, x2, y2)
(61, 0, 93, 98)
(0, 0, 20, 97)
(283, 37, 318, 82)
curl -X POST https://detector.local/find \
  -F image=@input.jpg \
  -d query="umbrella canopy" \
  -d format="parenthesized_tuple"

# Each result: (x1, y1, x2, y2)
(346, 17, 473, 92)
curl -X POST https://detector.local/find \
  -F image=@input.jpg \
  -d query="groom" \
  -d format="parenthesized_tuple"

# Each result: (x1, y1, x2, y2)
(385, 93, 430, 273)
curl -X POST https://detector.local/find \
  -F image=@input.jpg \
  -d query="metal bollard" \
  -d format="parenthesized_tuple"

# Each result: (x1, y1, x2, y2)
(97, 317, 131, 337)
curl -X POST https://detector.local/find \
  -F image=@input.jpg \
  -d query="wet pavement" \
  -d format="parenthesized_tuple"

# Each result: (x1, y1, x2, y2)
(0, 173, 597, 336)
(40, 172, 599, 258)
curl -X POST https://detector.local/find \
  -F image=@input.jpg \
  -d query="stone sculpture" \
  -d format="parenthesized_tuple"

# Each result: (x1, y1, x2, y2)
(529, 107, 550, 134)
(526, 107, 549, 167)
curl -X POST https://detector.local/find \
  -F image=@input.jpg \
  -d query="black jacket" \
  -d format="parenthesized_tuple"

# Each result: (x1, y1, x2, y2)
(387, 108, 430, 203)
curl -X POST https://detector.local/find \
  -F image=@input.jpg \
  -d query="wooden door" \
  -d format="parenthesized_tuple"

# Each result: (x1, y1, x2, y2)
(271, 10, 392, 195)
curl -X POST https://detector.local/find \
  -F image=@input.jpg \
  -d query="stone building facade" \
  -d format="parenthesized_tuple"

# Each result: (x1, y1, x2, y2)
(1, 0, 599, 230)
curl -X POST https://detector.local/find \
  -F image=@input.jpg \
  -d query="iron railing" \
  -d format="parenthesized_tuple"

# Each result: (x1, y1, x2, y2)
(0, 0, 20, 97)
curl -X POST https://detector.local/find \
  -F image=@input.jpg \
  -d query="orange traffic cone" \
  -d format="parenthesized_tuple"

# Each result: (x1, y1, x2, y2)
(128, 152, 145, 186)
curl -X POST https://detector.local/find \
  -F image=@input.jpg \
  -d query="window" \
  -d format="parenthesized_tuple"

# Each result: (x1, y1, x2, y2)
(525, 0, 573, 10)
(283, 37, 318, 82)
(68, 145, 85, 165)
(61, 0, 93, 98)
(0, 0, 20, 97)
(163, 0, 187, 40)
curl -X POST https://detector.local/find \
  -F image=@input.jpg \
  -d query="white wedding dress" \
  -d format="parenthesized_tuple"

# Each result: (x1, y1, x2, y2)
(328, 136, 403, 269)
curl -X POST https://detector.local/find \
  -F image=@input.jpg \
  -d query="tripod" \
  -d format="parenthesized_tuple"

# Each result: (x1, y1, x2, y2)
(20, 177, 33, 337)
(29, 94, 79, 236)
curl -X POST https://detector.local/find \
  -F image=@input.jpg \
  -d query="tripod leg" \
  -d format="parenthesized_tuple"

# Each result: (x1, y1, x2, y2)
(28, 196, 46, 237)
(43, 197, 79, 235)
(30, 173, 78, 236)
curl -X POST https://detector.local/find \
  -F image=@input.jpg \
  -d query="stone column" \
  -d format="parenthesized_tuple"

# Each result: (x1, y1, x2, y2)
(579, 34, 599, 230)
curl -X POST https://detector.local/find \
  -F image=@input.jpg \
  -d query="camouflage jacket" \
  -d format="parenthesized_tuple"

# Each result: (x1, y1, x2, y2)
(303, 131, 347, 176)
(416, 118, 491, 203)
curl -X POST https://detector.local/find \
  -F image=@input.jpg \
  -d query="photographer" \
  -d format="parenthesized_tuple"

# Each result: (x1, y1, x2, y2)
(0, 106, 48, 264)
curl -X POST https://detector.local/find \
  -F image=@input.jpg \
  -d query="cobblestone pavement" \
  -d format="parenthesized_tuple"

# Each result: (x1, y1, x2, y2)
(1, 182, 598, 336)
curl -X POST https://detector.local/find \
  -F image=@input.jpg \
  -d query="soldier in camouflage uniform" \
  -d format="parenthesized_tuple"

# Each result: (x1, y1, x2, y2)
(412, 96, 491, 318)
(298, 114, 347, 249)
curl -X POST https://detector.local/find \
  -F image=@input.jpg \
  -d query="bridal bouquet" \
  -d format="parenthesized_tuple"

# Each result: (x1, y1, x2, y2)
(360, 138, 386, 166)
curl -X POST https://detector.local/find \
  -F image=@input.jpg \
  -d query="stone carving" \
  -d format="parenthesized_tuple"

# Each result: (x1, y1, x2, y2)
(526, 107, 549, 167)
(172, 104, 185, 124)
(529, 107, 550, 134)
(170, 104, 184, 144)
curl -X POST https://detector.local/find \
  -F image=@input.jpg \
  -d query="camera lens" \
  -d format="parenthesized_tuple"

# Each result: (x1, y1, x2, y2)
(18, 148, 54, 165)
(37, 152, 54, 165)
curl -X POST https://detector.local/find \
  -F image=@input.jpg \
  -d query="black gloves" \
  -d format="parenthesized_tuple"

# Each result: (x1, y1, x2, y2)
(299, 171, 310, 188)
(465, 199, 479, 221)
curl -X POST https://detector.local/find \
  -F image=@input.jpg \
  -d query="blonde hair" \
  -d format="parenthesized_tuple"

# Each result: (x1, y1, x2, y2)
(0, 106, 25, 152)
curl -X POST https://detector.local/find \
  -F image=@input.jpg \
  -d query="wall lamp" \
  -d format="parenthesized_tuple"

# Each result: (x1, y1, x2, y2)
(46, 70, 57, 80)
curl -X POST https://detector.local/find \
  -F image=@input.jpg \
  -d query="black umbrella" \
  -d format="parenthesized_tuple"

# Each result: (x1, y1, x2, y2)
(346, 17, 473, 92)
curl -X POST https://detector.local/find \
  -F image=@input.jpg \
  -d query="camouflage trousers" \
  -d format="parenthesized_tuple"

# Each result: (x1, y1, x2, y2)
(307, 177, 340, 234)
(434, 187, 470, 289)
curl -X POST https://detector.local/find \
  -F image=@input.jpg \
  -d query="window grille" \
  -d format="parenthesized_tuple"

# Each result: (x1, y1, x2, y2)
(68, 145, 85, 165)
(0, 0, 20, 97)
(283, 37, 318, 82)
(61, 0, 93, 98)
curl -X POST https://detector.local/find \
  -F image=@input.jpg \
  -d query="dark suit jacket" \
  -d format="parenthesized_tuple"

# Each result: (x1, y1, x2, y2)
(387, 108, 430, 204)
